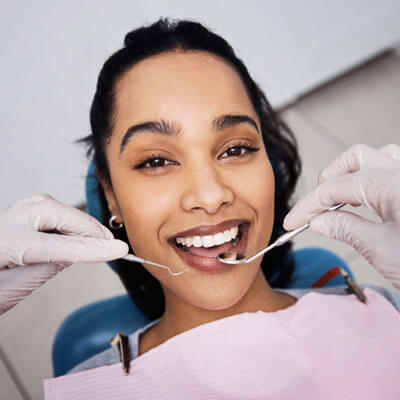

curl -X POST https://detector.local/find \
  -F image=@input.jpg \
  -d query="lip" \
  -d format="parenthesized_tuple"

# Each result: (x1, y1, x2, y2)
(171, 218, 250, 239)
(170, 223, 250, 273)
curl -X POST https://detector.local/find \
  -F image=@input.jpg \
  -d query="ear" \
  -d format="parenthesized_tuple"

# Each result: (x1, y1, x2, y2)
(97, 171, 123, 223)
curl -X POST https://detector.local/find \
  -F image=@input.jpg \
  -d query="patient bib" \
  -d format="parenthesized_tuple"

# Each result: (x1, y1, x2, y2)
(44, 288, 400, 399)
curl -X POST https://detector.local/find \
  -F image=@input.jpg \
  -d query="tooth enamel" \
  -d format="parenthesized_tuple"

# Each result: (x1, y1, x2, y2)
(175, 225, 241, 248)
(231, 226, 238, 238)
(214, 232, 225, 245)
(202, 235, 215, 248)
(192, 236, 202, 247)
(223, 229, 231, 242)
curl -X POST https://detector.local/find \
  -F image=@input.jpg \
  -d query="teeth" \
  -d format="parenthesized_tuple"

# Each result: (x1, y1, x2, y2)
(202, 235, 214, 248)
(232, 226, 239, 237)
(223, 230, 231, 242)
(176, 225, 239, 248)
(192, 236, 202, 247)
(214, 232, 225, 245)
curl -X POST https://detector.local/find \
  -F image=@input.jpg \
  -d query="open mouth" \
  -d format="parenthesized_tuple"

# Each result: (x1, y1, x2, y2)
(168, 222, 250, 273)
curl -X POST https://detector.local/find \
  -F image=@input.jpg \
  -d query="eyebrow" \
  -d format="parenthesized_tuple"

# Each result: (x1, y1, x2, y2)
(119, 114, 260, 154)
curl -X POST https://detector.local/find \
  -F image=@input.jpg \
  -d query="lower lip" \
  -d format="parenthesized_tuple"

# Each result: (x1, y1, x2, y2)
(170, 223, 249, 273)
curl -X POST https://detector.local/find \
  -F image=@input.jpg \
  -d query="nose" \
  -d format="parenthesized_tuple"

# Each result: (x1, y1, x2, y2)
(180, 162, 234, 215)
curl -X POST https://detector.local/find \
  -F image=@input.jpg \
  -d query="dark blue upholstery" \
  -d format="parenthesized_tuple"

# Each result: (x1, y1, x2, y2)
(52, 162, 354, 376)
(53, 294, 151, 377)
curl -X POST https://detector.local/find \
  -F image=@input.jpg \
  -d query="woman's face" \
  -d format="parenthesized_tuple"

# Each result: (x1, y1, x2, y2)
(103, 51, 275, 310)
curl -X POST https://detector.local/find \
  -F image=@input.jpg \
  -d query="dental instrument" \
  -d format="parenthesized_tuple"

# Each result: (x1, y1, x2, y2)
(218, 203, 345, 265)
(122, 253, 189, 276)
(121, 204, 345, 278)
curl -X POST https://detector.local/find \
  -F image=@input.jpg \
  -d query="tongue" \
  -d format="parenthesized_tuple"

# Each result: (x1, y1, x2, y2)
(185, 240, 233, 257)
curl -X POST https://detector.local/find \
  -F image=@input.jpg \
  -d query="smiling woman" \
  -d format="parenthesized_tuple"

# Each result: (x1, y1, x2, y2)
(78, 18, 301, 359)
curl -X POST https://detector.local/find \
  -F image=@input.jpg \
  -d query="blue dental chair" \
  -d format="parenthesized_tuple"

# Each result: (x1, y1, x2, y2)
(52, 161, 354, 377)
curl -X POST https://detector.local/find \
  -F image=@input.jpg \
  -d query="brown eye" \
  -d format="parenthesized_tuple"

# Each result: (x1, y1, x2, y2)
(148, 157, 166, 168)
(219, 144, 260, 159)
(227, 146, 244, 156)
(134, 155, 176, 170)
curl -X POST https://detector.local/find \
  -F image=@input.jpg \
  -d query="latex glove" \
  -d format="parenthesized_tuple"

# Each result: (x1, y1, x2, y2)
(284, 144, 400, 289)
(0, 194, 128, 314)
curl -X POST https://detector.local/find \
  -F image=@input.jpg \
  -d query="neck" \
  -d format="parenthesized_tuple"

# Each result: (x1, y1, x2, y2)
(153, 269, 295, 343)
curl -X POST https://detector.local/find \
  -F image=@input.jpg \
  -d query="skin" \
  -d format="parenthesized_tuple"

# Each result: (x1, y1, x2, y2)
(101, 50, 297, 355)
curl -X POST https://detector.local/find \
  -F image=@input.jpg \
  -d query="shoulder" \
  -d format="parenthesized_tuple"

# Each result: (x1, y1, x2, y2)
(67, 344, 119, 374)
(67, 318, 160, 374)
(278, 284, 400, 312)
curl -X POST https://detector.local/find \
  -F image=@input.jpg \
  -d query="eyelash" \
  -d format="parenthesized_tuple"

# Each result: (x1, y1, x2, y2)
(133, 142, 260, 171)
(219, 142, 260, 159)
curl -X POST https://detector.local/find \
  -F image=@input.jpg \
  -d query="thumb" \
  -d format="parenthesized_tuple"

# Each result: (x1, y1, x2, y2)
(309, 210, 377, 257)
(17, 235, 129, 266)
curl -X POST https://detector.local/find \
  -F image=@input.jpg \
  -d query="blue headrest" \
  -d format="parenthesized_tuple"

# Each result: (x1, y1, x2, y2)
(85, 160, 118, 272)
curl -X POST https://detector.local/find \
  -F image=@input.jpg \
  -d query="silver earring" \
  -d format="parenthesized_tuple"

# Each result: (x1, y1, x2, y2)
(109, 215, 123, 230)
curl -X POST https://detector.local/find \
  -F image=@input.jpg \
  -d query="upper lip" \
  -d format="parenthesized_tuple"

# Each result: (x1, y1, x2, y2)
(170, 218, 250, 239)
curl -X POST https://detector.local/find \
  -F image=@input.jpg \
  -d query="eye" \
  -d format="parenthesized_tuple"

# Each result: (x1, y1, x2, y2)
(134, 154, 176, 170)
(219, 143, 260, 159)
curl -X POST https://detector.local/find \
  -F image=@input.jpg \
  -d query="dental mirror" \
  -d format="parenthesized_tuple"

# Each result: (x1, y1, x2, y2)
(218, 203, 345, 265)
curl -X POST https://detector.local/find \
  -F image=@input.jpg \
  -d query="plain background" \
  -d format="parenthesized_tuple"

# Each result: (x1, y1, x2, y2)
(1, 1, 400, 399)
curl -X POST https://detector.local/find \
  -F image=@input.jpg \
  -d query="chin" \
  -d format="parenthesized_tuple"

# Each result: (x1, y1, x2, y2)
(181, 281, 252, 312)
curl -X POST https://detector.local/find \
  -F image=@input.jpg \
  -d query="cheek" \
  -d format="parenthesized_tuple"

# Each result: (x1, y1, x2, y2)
(236, 154, 275, 219)
(239, 155, 275, 246)
(111, 173, 175, 254)
(246, 168, 274, 210)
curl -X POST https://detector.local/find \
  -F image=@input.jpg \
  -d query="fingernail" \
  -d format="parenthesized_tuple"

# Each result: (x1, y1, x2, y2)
(283, 214, 292, 230)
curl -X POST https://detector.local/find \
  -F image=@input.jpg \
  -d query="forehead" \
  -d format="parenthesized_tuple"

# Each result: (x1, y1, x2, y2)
(113, 50, 256, 128)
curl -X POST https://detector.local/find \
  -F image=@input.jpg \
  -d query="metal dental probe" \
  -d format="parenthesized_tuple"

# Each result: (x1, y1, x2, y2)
(121, 204, 345, 278)
(122, 253, 189, 276)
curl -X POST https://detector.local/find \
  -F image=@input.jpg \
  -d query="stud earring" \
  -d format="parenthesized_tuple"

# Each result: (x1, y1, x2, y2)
(109, 215, 123, 230)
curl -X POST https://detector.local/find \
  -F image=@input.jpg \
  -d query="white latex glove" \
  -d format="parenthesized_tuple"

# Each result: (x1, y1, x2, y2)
(284, 144, 400, 289)
(0, 194, 128, 314)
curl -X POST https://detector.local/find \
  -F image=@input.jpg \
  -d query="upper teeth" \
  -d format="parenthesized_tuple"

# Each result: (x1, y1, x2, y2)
(176, 226, 239, 248)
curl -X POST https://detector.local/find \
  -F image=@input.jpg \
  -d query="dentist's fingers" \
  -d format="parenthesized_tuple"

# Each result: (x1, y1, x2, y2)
(284, 171, 378, 230)
(317, 144, 391, 184)
(285, 144, 400, 230)
(0, 194, 129, 314)
(309, 210, 377, 250)
(15, 194, 114, 240)
(310, 210, 400, 289)
(4, 234, 129, 268)
(380, 144, 400, 160)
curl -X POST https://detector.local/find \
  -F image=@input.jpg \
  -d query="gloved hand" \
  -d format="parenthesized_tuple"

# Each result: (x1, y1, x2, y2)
(284, 144, 400, 290)
(0, 194, 128, 314)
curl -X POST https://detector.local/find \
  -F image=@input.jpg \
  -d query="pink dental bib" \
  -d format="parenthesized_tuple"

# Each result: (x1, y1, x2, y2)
(44, 288, 400, 399)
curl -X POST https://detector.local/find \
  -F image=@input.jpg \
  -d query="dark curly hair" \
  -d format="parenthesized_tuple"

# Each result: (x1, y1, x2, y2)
(80, 18, 301, 320)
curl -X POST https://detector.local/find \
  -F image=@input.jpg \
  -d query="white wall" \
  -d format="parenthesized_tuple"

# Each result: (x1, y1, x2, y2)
(1, 0, 400, 206)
